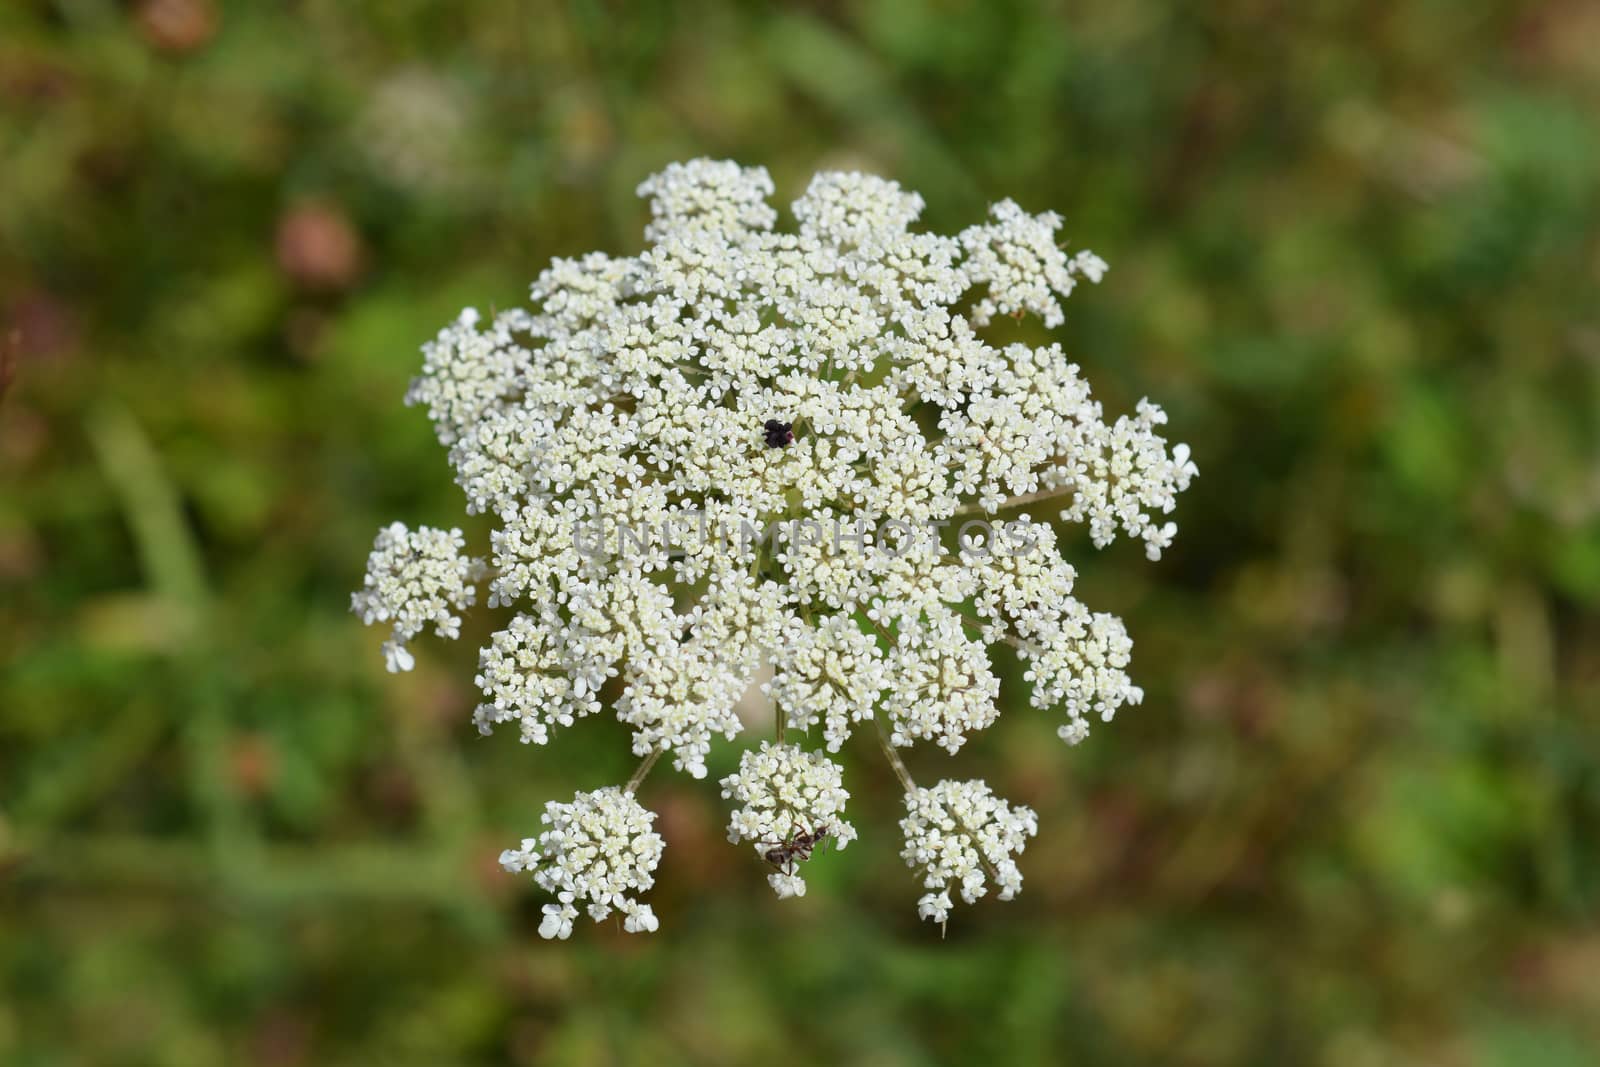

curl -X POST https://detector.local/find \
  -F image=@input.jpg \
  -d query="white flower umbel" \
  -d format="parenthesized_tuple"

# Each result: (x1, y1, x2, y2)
(960, 199, 1106, 329)
(881, 606, 1002, 754)
(499, 786, 665, 938)
(769, 614, 886, 752)
(721, 742, 857, 898)
(356, 159, 1195, 931)
(351, 523, 482, 672)
(900, 779, 1039, 926)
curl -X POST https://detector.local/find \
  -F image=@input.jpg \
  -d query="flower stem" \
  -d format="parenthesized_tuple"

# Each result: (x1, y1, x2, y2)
(874, 716, 917, 794)
(951, 485, 1075, 517)
(855, 612, 916, 791)
(624, 747, 664, 794)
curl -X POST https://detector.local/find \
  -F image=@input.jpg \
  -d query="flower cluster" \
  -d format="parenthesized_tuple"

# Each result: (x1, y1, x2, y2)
(721, 741, 857, 898)
(498, 787, 664, 939)
(901, 779, 1039, 926)
(355, 159, 1194, 933)
(769, 614, 885, 751)
(351, 522, 481, 673)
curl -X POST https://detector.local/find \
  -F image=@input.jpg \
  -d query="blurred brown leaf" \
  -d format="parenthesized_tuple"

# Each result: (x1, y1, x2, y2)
(135, 0, 219, 55)
(275, 202, 364, 292)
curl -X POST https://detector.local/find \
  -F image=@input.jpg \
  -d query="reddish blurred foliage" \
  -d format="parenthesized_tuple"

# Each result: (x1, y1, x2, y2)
(421, 674, 470, 731)
(134, 0, 220, 55)
(5, 289, 79, 364)
(363, 761, 419, 825)
(653, 784, 732, 889)
(506, 1017, 551, 1065)
(1510, 0, 1600, 76)
(74, 141, 139, 192)
(1184, 665, 1280, 738)
(0, 528, 44, 583)
(283, 308, 329, 363)
(471, 838, 519, 901)
(0, 55, 73, 103)
(0, 404, 49, 468)
(275, 202, 364, 292)
(247, 1007, 313, 1067)
(228, 732, 280, 798)
(1085, 785, 1159, 887)
(0, 329, 15, 403)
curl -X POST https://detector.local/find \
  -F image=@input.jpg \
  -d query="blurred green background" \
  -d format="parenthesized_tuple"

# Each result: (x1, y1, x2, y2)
(3, 1, 1598, 1064)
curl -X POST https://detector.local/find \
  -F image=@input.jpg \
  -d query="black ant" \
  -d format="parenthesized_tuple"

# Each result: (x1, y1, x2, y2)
(762, 419, 795, 449)
(758, 822, 832, 875)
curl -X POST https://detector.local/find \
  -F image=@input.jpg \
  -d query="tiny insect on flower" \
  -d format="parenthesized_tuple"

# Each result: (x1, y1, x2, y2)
(762, 419, 795, 449)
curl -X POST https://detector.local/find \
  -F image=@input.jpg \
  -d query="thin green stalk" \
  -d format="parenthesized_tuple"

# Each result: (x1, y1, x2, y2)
(625, 747, 665, 794)
(951, 485, 1075, 517)
(874, 716, 917, 794)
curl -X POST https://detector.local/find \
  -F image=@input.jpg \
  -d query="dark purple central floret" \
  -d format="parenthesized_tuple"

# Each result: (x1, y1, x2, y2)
(763, 419, 794, 449)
